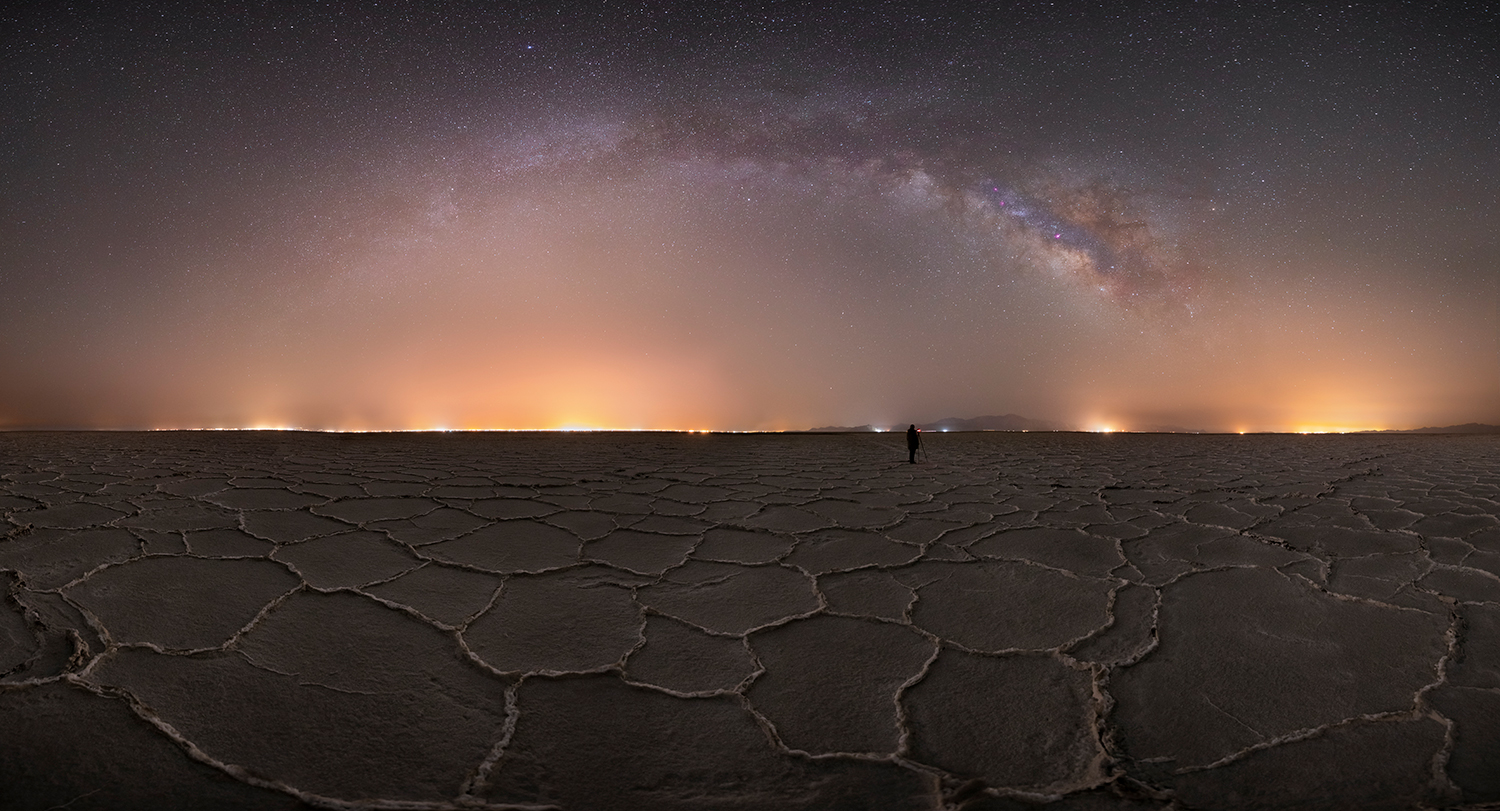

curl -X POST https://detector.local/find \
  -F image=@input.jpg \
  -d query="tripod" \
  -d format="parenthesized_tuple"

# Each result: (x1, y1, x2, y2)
(907, 430, 929, 464)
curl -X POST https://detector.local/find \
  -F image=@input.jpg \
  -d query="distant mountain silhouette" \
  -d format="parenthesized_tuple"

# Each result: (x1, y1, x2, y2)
(806, 417, 1500, 434)
(1379, 423, 1500, 434)
(921, 414, 1073, 432)
(806, 414, 1072, 432)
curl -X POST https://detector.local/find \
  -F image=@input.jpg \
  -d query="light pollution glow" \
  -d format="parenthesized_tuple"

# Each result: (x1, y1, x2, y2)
(1, 153, 1493, 434)
(1, 4, 1495, 434)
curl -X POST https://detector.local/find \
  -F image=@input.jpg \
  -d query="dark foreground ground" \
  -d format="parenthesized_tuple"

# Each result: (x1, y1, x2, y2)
(1, 430, 1497, 810)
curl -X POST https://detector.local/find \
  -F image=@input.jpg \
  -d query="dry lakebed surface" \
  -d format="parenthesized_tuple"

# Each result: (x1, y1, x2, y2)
(1, 430, 1497, 810)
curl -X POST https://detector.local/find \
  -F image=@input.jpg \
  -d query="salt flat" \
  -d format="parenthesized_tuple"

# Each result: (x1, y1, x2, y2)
(1, 430, 1496, 810)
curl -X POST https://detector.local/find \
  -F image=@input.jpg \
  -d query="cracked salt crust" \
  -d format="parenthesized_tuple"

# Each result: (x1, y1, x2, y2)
(0, 431, 1497, 809)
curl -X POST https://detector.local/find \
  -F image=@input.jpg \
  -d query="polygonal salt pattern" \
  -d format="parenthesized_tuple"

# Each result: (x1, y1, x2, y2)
(0, 430, 1496, 808)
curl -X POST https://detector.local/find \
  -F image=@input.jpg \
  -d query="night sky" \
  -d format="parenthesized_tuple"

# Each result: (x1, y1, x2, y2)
(3, 2, 1497, 432)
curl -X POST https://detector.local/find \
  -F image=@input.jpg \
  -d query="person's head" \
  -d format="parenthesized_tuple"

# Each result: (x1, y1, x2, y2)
(909, 424, 916, 430)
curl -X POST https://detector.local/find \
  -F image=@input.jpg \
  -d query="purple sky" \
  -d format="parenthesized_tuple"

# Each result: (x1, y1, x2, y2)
(2, 2, 1496, 431)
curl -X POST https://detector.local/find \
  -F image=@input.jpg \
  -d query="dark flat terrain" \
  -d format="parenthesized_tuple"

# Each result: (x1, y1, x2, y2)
(1, 431, 1497, 810)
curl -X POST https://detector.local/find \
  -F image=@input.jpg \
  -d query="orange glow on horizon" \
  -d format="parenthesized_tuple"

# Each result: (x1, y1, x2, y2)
(144, 423, 757, 433)
(124, 415, 1410, 434)
(1291, 424, 1386, 435)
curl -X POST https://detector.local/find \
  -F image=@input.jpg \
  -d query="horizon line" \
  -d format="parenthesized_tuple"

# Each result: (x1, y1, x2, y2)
(1, 426, 1495, 436)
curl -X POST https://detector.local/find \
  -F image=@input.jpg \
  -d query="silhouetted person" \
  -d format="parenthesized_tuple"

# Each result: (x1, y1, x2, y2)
(907, 424, 921, 463)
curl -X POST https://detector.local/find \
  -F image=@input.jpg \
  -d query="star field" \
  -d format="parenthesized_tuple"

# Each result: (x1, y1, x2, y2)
(1, 1, 1496, 430)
